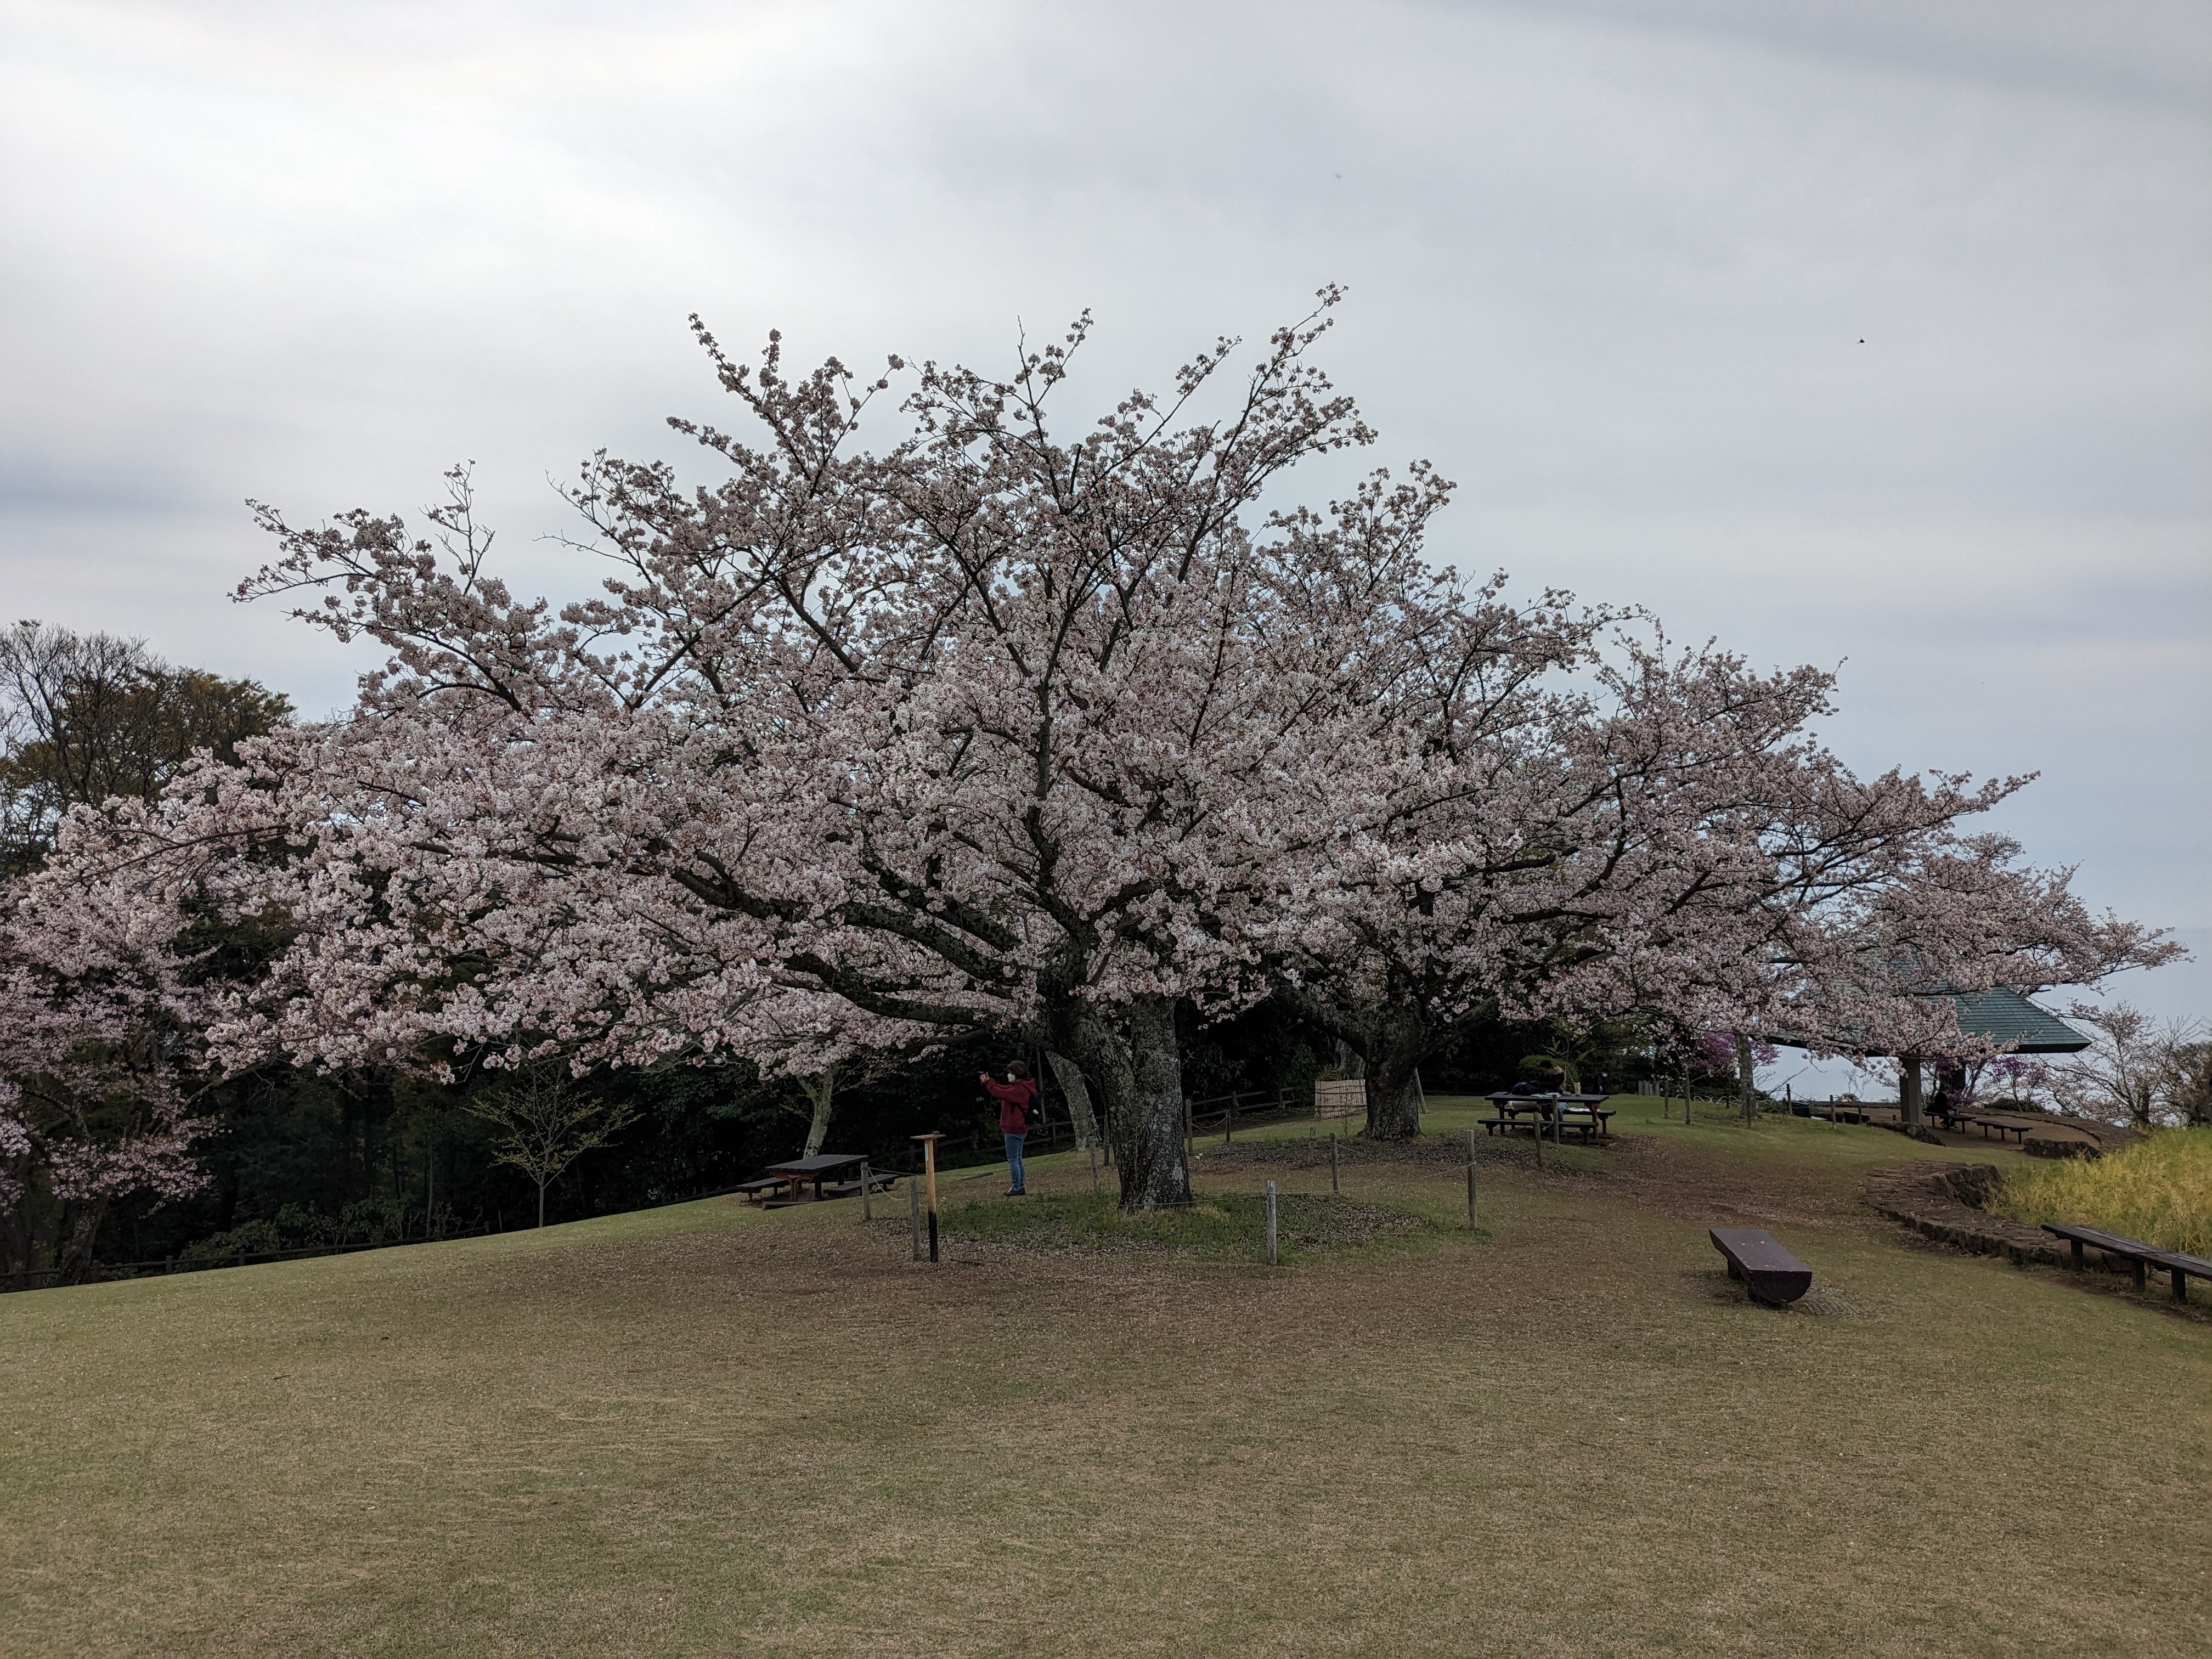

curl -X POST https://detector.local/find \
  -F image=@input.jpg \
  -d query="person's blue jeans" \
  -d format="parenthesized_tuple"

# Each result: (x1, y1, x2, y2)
(1003, 1132, 1027, 1192)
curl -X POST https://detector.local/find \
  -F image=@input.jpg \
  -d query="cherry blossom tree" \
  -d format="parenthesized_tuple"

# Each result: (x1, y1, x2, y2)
(0, 872, 213, 1285)
(1263, 607, 2178, 1138)
(1762, 833, 2179, 1127)
(55, 289, 2182, 1223)
(154, 295, 1419, 1210)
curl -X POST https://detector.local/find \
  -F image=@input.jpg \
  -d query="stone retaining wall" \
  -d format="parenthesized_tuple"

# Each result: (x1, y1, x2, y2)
(1861, 1162, 2069, 1268)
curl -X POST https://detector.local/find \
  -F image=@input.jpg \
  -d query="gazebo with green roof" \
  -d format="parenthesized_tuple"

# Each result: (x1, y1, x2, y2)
(1777, 989, 2087, 1129)
(1937, 989, 2091, 1056)
(1895, 990, 2086, 1128)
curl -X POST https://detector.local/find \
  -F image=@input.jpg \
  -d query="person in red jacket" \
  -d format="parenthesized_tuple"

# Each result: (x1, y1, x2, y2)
(980, 1060, 1039, 1196)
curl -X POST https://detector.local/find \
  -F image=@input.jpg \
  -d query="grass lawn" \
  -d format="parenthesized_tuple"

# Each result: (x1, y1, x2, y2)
(3, 1098, 2207, 1657)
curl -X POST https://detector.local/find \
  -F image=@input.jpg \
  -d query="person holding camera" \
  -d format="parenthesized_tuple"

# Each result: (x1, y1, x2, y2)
(980, 1060, 1040, 1196)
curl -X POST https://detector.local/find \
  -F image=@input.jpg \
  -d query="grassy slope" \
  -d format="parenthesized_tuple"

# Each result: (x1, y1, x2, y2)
(2, 1099, 2206, 1658)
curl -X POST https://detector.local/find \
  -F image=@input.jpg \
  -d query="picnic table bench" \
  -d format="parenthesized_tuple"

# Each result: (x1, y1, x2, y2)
(1709, 1226, 1814, 1307)
(758, 1153, 872, 1207)
(1963, 1115, 2033, 1144)
(1479, 1093, 1615, 1143)
(2042, 1222, 2212, 1303)
(824, 1168, 902, 1200)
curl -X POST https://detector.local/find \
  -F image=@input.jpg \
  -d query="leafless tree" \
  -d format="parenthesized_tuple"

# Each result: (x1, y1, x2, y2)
(1, 620, 291, 873)
(2050, 1003, 2208, 1130)
(464, 1071, 639, 1227)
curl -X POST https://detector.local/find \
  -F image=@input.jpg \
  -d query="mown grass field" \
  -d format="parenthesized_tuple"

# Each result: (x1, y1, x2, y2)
(3, 1098, 2207, 1657)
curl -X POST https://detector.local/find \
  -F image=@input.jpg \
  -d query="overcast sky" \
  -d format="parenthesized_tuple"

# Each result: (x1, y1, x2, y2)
(5, 0, 2208, 1032)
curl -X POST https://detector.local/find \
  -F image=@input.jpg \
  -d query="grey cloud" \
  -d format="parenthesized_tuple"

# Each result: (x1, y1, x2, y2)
(2, 0, 2205, 931)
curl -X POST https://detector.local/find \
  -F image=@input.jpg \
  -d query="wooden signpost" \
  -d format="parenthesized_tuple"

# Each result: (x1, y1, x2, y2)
(911, 1132, 943, 1263)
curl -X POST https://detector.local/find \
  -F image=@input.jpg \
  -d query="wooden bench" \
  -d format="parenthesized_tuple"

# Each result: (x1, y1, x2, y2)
(1478, 1104, 1555, 1139)
(2042, 1222, 2212, 1303)
(1709, 1227, 1814, 1307)
(824, 1170, 902, 1200)
(1481, 1101, 1616, 1144)
(733, 1177, 787, 1204)
(1965, 1116, 2032, 1144)
(1556, 1106, 1615, 1143)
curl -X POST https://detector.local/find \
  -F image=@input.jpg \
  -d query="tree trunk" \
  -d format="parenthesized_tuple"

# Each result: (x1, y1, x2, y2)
(1899, 1054, 1924, 1130)
(800, 1066, 838, 1156)
(537, 1179, 548, 1228)
(1044, 1050, 1101, 1149)
(1736, 1031, 1758, 1125)
(1361, 1016, 1430, 1142)
(55, 1196, 108, 1286)
(1059, 995, 1190, 1211)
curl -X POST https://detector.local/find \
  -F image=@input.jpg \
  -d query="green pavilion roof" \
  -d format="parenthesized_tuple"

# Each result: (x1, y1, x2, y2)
(1942, 989, 2090, 1054)
(1771, 986, 2091, 1056)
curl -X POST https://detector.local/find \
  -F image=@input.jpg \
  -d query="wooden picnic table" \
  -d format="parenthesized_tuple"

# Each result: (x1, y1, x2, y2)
(1480, 1093, 1615, 1142)
(765, 1153, 870, 1204)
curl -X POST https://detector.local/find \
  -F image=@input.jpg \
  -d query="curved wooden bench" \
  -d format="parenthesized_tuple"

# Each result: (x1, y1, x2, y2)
(2044, 1222, 2211, 1303)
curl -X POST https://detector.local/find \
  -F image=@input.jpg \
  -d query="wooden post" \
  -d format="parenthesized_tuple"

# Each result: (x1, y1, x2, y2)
(1465, 1129, 1478, 1228)
(860, 1160, 873, 1222)
(1736, 1030, 1759, 1126)
(1265, 1180, 1278, 1266)
(1226, 1096, 1235, 1145)
(912, 1132, 943, 1263)
(907, 1167, 922, 1261)
(1329, 1132, 1340, 1194)
(1183, 1097, 1194, 1171)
